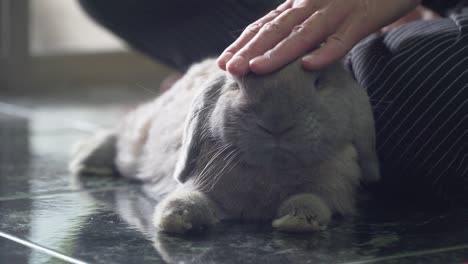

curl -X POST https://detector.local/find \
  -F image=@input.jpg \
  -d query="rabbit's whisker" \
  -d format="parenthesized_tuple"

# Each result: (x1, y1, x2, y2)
(198, 147, 234, 188)
(134, 82, 160, 96)
(199, 144, 228, 160)
(194, 144, 233, 189)
(196, 144, 238, 191)
(205, 148, 240, 192)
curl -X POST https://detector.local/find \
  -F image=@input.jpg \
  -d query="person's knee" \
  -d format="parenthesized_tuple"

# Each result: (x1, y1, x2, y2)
(349, 17, 462, 87)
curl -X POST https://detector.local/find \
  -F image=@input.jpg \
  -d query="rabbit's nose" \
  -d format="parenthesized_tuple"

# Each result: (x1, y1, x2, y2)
(256, 122, 295, 138)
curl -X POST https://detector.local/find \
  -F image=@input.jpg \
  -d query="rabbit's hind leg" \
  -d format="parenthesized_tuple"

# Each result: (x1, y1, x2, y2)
(69, 130, 117, 176)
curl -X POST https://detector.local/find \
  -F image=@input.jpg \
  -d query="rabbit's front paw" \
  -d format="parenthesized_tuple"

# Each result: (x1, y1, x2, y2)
(272, 193, 331, 232)
(153, 191, 218, 234)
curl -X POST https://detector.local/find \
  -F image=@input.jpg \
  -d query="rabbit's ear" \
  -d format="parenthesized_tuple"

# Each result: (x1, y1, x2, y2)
(351, 83, 381, 182)
(173, 75, 225, 183)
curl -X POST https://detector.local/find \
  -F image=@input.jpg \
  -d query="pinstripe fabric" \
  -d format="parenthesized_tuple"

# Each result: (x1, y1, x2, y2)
(349, 13, 468, 205)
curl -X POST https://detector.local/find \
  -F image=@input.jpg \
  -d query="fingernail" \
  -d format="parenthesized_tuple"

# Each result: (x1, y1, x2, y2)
(217, 52, 234, 69)
(249, 56, 267, 73)
(302, 54, 316, 63)
(226, 56, 249, 76)
(302, 55, 318, 69)
(249, 56, 263, 67)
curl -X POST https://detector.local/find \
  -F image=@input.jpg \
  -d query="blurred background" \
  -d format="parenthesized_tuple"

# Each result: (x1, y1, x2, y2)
(0, 0, 172, 95)
(1, 2, 173, 262)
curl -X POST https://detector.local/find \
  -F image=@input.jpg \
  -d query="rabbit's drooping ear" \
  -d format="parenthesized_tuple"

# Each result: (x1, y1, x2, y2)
(173, 74, 226, 183)
(351, 83, 381, 182)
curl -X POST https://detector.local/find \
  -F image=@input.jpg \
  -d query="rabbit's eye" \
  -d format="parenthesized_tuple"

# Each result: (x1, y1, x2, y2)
(230, 83, 240, 90)
(237, 102, 253, 114)
(239, 106, 250, 114)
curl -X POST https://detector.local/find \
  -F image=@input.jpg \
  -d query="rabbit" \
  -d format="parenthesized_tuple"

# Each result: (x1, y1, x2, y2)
(69, 58, 380, 234)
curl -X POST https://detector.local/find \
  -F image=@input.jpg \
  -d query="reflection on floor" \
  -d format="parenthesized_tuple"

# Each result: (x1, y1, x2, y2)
(0, 91, 467, 264)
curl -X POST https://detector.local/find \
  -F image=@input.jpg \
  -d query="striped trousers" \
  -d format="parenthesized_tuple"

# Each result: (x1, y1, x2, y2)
(80, 1, 468, 206)
(349, 14, 468, 206)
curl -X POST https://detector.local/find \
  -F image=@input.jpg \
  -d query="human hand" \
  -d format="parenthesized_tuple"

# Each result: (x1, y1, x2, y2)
(217, 0, 420, 76)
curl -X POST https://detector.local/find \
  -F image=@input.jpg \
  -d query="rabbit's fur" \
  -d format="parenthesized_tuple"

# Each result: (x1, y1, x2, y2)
(70, 58, 380, 233)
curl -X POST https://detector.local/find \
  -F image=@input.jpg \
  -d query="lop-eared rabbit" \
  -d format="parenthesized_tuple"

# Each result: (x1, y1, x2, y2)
(70, 58, 380, 234)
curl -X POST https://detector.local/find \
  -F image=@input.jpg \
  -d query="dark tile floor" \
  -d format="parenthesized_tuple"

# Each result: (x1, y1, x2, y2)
(0, 92, 467, 264)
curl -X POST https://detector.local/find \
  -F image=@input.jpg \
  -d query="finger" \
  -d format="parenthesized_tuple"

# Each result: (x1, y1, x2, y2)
(302, 17, 369, 70)
(276, 0, 293, 12)
(226, 6, 316, 75)
(217, 12, 279, 70)
(217, 7, 287, 70)
(249, 7, 345, 74)
(301, 35, 351, 70)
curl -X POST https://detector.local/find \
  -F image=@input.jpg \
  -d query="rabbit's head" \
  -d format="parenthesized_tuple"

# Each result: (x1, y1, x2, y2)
(175, 60, 378, 182)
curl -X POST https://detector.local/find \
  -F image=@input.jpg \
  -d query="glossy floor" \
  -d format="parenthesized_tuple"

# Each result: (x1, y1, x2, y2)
(0, 92, 467, 264)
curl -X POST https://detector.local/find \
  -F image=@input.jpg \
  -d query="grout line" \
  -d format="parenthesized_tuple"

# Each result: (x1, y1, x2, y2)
(341, 244, 468, 264)
(0, 101, 101, 132)
(0, 232, 88, 264)
(0, 184, 131, 202)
